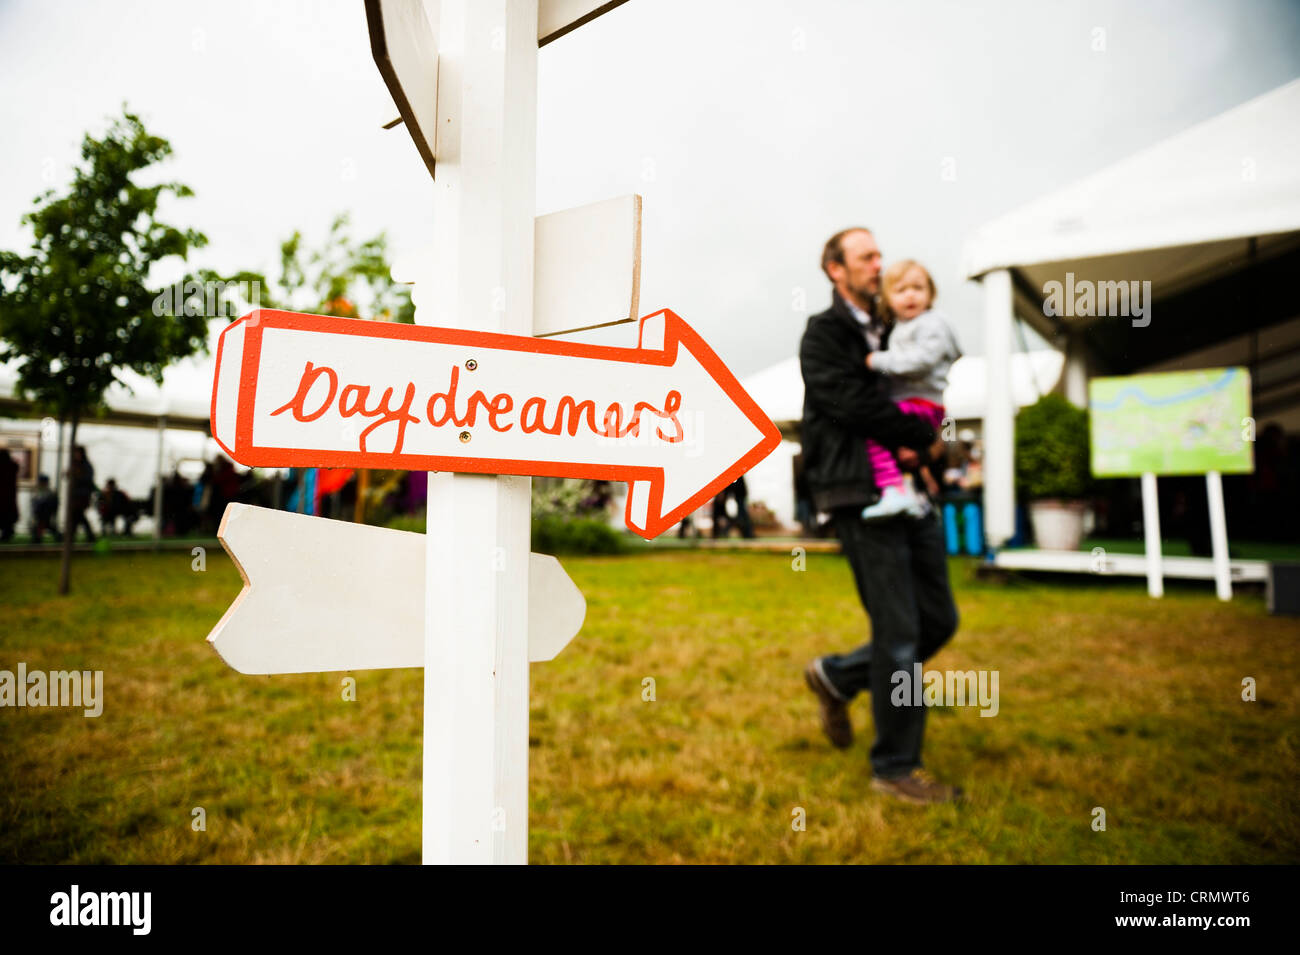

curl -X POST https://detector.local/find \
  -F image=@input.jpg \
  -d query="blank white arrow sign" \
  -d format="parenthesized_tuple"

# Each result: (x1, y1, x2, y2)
(208, 503, 586, 674)
(392, 194, 642, 339)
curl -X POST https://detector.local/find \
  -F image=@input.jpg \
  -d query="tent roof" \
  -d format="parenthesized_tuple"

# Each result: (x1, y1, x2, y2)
(742, 350, 1064, 431)
(961, 79, 1300, 282)
(0, 319, 222, 431)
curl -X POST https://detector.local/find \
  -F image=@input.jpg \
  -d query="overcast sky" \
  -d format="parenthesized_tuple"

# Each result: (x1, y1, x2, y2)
(2, 0, 1298, 378)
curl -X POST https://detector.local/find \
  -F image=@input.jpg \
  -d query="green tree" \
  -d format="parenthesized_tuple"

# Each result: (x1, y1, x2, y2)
(0, 109, 210, 593)
(242, 213, 415, 525)
(252, 213, 414, 322)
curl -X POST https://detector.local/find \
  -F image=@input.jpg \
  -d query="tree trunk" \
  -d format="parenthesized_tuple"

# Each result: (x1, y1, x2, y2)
(57, 413, 79, 596)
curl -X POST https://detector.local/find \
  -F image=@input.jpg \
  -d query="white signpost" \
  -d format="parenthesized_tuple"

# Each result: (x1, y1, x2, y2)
(204, 0, 780, 865)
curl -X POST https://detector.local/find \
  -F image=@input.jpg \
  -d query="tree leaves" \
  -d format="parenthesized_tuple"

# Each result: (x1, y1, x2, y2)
(253, 212, 414, 323)
(0, 108, 209, 416)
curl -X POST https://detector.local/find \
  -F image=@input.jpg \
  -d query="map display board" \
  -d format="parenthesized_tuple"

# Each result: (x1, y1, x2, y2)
(1089, 367, 1254, 477)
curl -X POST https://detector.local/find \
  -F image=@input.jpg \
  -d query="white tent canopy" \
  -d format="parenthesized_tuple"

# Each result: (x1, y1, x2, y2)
(962, 78, 1300, 297)
(741, 351, 1063, 432)
(0, 317, 225, 428)
(962, 78, 1300, 548)
(1, 319, 229, 530)
(738, 350, 1062, 529)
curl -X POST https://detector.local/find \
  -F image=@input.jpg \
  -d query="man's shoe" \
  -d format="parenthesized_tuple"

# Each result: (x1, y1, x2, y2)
(804, 660, 852, 749)
(870, 768, 962, 805)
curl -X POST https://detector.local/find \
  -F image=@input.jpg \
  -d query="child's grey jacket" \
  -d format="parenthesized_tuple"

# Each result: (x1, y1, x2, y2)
(871, 308, 962, 405)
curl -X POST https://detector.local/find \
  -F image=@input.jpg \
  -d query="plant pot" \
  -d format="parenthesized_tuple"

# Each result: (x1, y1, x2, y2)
(1029, 499, 1087, 551)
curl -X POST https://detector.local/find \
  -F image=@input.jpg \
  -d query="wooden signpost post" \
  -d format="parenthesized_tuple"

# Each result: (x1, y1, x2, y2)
(206, 0, 779, 864)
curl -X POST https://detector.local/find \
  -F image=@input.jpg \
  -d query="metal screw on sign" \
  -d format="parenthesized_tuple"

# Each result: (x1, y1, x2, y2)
(459, 431, 472, 443)
(465, 358, 478, 371)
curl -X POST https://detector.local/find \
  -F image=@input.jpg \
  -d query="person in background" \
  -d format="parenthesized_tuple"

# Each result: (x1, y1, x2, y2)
(800, 227, 961, 805)
(1249, 423, 1286, 541)
(163, 470, 195, 536)
(0, 449, 17, 542)
(97, 478, 139, 536)
(208, 457, 241, 527)
(710, 475, 755, 539)
(193, 463, 212, 531)
(793, 452, 817, 536)
(859, 259, 961, 520)
(941, 441, 971, 492)
(30, 473, 60, 544)
(67, 445, 97, 543)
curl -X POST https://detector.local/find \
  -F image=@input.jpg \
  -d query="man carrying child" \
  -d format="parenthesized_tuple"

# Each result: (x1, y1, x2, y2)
(799, 226, 962, 805)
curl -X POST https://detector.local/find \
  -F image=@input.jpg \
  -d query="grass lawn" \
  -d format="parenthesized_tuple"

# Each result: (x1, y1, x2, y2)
(2, 547, 1297, 864)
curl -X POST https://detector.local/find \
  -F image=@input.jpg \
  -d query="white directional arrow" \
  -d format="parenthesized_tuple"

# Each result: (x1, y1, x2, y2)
(538, 0, 630, 46)
(211, 308, 781, 539)
(208, 503, 586, 674)
(372, 1, 633, 164)
(365, 0, 440, 178)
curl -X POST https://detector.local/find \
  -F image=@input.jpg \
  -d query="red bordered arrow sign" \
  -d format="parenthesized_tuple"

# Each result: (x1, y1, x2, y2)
(210, 309, 781, 539)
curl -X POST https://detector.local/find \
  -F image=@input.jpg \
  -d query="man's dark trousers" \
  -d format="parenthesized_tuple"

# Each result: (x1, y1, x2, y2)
(820, 509, 958, 779)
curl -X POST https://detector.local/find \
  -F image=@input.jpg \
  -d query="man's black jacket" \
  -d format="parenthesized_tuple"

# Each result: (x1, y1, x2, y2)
(798, 292, 936, 512)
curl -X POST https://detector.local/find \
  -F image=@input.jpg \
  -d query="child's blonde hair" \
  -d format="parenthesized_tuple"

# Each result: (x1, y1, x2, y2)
(878, 259, 937, 325)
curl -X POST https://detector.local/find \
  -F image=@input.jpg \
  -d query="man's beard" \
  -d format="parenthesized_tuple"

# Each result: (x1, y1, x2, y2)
(847, 278, 879, 305)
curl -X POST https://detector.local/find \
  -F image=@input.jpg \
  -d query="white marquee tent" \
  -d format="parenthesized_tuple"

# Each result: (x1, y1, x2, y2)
(962, 78, 1300, 550)
(738, 350, 1063, 529)
(0, 319, 229, 533)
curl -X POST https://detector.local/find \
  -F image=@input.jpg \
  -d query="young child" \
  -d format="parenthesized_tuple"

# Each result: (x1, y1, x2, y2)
(860, 259, 961, 520)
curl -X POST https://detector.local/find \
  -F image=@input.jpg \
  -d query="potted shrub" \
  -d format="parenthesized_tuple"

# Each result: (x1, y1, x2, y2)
(1015, 393, 1091, 550)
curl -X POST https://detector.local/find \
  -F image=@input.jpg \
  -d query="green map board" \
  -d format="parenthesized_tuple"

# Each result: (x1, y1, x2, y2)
(1089, 368, 1254, 477)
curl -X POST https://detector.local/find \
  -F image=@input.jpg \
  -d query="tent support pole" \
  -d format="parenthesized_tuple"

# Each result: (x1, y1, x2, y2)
(153, 416, 165, 547)
(1141, 471, 1164, 598)
(1206, 470, 1232, 600)
(55, 420, 67, 540)
(54, 419, 64, 501)
(1062, 330, 1089, 407)
(982, 268, 1015, 549)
